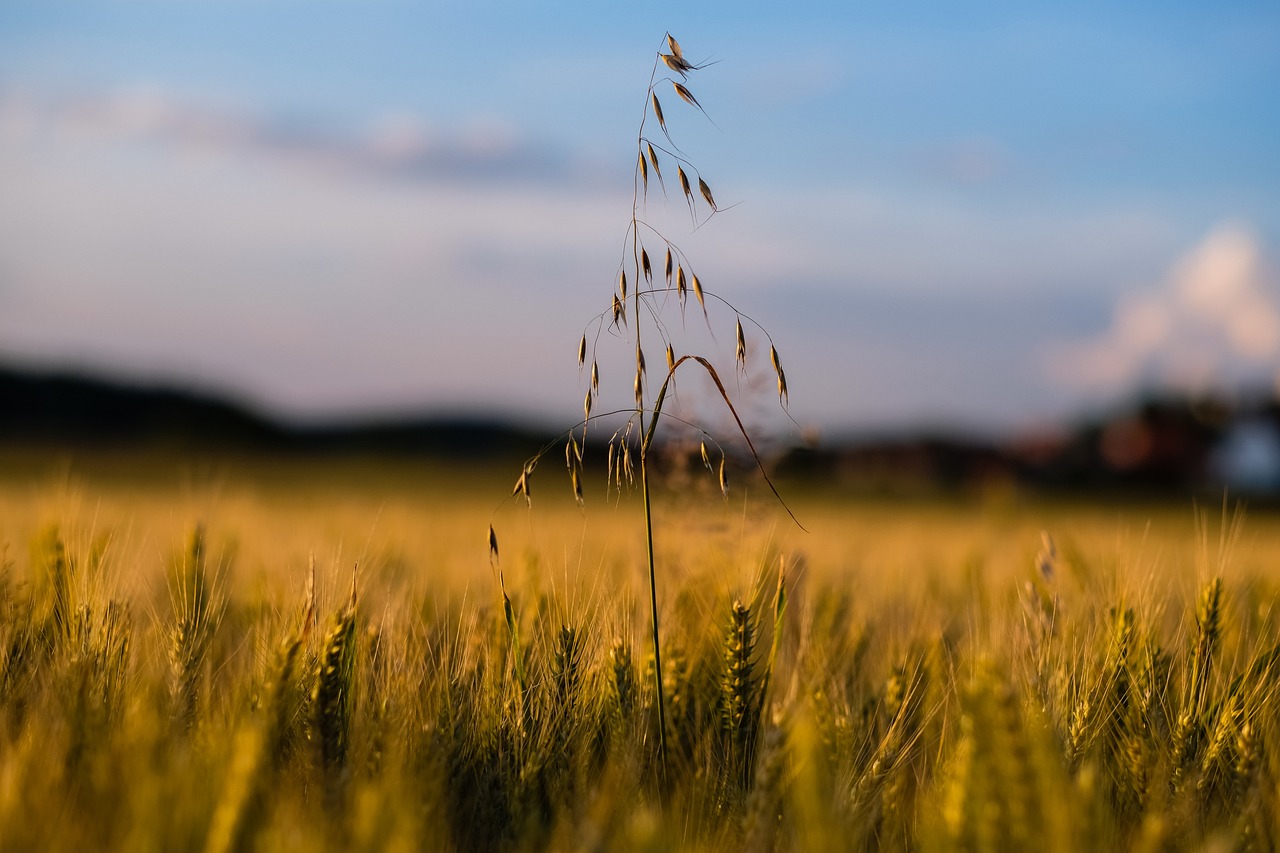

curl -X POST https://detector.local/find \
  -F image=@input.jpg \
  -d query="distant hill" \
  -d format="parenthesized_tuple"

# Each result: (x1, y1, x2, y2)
(0, 364, 549, 458)
(3, 363, 1279, 496)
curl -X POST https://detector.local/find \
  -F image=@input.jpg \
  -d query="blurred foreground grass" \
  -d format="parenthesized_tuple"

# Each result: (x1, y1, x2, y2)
(2, 450, 1280, 850)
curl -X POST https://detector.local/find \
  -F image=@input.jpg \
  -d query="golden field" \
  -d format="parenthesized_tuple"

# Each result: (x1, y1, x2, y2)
(2, 450, 1280, 851)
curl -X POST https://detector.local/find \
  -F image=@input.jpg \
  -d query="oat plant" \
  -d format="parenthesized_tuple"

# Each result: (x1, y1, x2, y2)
(492, 33, 799, 776)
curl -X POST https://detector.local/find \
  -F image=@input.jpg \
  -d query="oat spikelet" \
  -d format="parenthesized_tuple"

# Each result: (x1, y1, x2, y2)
(665, 344, 675, 373)
(611, 294, 625, 328)
(641, 248, 652, 283)
(692, 273, 706, 315)
(487, 525, 499, 567)
(701, 439, 712, 470)
(719, 455, 729, 497)
(677, 266, 687, 301)
(619, 269, 627, 300)
(571, 466, 584, 507)
(673, 81, 701, 110)
(584, 388, 593, 423)
(637, 346, 647, 379)
(661, 53, 692, 78)
(678, 165, 693, 203)
(667, 33, 684, 59)
(638, 150, 648, 190)
(651, 92, 666, 134)
(647, 143, 663, 186)
(698, 178, 717, 212)
(664, 247, 673, 287)
(512, 470, 531, 505)
(771, 345, 788, 405)
(735, 318, 747, 369)
(622, 441, 634, 485)
(590, 361, 599, 394)
(577, 335, 586, 368)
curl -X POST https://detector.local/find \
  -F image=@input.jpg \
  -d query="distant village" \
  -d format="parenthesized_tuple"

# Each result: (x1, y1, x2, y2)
(781, 392, 1280, 498)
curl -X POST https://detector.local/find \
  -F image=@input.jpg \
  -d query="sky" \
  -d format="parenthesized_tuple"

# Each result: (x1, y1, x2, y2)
(1, 2, 1278, 437)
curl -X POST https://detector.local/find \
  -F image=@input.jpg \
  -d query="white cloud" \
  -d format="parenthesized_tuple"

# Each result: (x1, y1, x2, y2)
(1045, 223, 1280, 394)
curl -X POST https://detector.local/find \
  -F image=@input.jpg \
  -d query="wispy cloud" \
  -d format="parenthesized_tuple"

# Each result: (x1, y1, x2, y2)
(0, 85, 579, 186)
(1045, 222, 1280, 395)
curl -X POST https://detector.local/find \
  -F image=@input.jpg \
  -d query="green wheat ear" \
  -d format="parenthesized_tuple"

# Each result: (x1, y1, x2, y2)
(313, 564, 359, 775)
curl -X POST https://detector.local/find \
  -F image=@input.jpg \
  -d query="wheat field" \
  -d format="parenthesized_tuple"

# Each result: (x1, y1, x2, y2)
(1, 452, 1278, 851)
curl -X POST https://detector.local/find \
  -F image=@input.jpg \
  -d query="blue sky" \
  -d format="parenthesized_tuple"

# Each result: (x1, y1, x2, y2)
(1, 2, 1278, 435)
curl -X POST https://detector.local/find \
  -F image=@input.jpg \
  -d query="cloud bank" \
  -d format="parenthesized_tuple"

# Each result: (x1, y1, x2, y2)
(1046, 223, 1280, 396)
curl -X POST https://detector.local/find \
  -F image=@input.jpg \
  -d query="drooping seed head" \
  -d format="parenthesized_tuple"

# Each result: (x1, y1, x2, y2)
(678, 166, 693, 201)
(698, 177, 717, 211)
(488, 525, 499, 566)
(666, 344, 675, 373)
(673, 81, 701, 110)
(667, 33, 684, 59)
(591, 361, 599, 393)
(641, 248, 652, 283)
(651, 93, 666, 133)
(578, 335, 586, 368)
(571, 465, 583, 507)
(512, 470, 531, 505)
(664, 248, 673, 286)
(619, 270, 627, 300)
(661, 53, 692, 78)
(611, 294, 624, 328)
(647, 143, 663, 184)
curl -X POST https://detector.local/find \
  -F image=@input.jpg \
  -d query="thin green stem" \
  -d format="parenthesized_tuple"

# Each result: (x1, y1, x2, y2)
(641, 449, 668, 779)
